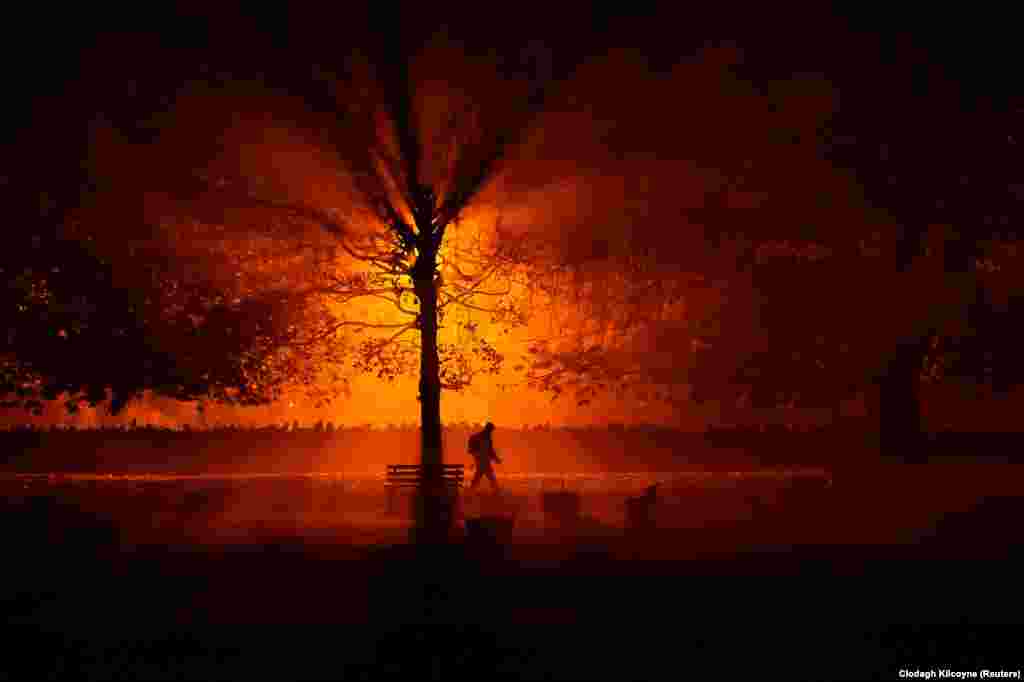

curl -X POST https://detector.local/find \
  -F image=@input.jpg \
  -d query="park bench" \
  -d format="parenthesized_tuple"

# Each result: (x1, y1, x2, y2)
(385, 464, 464, 513)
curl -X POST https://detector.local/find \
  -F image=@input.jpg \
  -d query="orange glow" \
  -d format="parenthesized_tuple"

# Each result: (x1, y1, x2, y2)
(26, 52, 791, 432)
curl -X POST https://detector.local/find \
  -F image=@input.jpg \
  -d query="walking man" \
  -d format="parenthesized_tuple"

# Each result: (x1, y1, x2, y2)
(468, 422, 501, 491)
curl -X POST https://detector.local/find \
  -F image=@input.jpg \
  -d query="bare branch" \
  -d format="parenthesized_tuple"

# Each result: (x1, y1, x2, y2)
(362, 292, 419, 317)
(377, 323, 418, 348)
(293, 286, 398, 301)
(285, 318, 415, 350)
(446, 282, 512, 297)
(326, 320, 413, 331)
(440, 299, 499, 314)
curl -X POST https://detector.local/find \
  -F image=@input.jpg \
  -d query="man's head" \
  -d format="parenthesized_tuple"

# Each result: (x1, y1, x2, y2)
(484, 422, 495, 432)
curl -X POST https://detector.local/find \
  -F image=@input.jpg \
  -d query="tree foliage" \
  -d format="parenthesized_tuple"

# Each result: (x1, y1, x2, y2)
(0, 222, 305, 415)
(0, 98, 314, 415)
(514, 20, 1024, 435)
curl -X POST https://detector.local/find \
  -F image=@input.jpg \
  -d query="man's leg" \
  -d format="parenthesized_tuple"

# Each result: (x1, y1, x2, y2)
(486, 468, 500, 491)
(470, 468, 484, 490)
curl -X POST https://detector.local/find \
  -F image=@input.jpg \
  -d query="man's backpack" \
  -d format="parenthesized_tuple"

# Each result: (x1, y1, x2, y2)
(468, 432, 483, 455)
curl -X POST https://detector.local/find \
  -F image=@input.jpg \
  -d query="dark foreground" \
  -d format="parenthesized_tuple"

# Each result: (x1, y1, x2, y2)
(4, 506, 1023, 682)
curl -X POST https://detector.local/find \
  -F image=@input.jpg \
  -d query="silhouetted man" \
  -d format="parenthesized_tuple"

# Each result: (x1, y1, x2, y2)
(468, 422, 501, 491)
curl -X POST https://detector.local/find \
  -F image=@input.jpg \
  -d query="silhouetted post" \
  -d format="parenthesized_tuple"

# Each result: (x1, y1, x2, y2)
(875, 338, 927, 458)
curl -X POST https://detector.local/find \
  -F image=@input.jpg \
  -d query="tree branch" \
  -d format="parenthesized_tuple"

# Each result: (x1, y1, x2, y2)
(285, 318, 415, 349)
(362, 292, 419, 317)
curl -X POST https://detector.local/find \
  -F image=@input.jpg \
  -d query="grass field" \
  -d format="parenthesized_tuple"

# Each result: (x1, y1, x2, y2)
(0, 425, 874, 475)
(3, 427, 1021, 550)
(3, 430, 1023, 679)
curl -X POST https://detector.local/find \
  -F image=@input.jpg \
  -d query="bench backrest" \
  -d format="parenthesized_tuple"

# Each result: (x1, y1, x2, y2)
(386, 464, 465, 471)
(386, 464, 464, 484)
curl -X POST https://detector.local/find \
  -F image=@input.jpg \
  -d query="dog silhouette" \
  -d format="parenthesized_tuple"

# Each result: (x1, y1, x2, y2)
(625, 484, 658, 530)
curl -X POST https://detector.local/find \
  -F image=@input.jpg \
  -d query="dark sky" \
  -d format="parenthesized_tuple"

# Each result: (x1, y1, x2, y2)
(7, 5, 1019, 224)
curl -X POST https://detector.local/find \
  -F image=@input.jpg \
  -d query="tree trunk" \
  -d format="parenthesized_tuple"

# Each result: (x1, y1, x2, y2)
(871, 234, 980, 460)
(412, 265, 451, 545)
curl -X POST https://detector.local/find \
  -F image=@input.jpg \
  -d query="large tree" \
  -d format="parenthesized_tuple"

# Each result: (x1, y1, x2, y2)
(63, 8, 606, 541)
